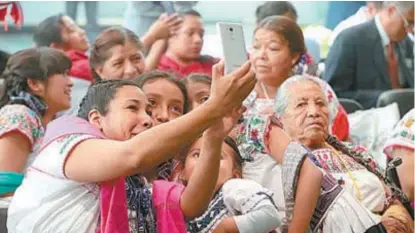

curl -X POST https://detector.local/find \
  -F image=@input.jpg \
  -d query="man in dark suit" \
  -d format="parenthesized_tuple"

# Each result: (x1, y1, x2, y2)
(324, 1, 414, 109)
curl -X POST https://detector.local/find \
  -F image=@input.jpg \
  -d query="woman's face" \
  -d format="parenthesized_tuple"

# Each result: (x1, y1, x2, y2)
(182, 138, 240, 191)
(281, 80, 330, 149)
(185, 80, 210, 111)
(250, 29, 299, 87)
(95, 41, 145, 80)
(36, 72, 73, 113)
(142, 78, 185, 125)
(93, 85, 153, 141)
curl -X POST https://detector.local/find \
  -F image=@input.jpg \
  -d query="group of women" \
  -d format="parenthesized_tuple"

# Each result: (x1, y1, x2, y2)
(0, 11, 413, 233)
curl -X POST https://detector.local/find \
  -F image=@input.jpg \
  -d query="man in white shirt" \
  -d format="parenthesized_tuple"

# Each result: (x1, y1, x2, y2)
(329, 1, 384, 46)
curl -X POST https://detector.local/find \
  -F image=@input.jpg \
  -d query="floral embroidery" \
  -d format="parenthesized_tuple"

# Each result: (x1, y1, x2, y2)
(237, 96, 277, 162)
(237, 113, 273, 162)
(404, 119, 413, 128)
(313, 148, 364, 173)
(312, 143, 382, 174)
(0, 105, 44, 153)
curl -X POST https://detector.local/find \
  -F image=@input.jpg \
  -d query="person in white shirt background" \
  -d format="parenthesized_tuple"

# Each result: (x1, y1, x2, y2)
(329, 1, 384, 46)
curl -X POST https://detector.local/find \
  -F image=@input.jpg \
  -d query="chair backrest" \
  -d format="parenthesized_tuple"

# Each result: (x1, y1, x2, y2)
(376, 89, 414, 118)
(339, 98, 364, 114)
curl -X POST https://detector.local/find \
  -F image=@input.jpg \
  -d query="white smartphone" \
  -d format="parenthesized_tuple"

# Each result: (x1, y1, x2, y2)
(216, 22, 248, 74)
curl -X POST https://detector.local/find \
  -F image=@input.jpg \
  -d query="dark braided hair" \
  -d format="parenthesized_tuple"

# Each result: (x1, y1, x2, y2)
(326, 135, 409, 205)
(224, 136, 244, 174)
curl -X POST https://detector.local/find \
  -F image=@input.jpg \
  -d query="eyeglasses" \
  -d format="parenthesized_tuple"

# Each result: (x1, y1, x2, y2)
(395, 6, 414, 32)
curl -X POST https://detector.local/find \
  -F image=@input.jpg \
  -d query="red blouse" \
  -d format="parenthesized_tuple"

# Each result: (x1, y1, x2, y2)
(65, 50, 93, 82)
(157, 54, 218, 79)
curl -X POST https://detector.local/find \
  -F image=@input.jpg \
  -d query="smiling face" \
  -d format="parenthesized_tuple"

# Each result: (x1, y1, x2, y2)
(94, 41, 145, 80)
(281, 80, 330, 149)
(31, 72, 73, 113)
(141, 78, 186, 125)
(91, 85, 153, 141)
(181, 138, 241, 191)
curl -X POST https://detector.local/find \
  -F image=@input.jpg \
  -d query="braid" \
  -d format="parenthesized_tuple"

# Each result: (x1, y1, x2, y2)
(326, 135, 409, 204)
(0, 67, 29, 108)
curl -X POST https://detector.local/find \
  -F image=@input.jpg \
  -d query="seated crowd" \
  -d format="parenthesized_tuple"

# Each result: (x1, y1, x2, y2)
(0, 1, 413, 233)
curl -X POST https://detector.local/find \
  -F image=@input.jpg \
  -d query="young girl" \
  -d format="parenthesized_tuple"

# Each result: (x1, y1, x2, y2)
(180, 136, 280, 233)
(135, 70, 189, 125)
(0, 48, 72, 198)
(182, 73, 211, 111)
(129, 70, 189, 232)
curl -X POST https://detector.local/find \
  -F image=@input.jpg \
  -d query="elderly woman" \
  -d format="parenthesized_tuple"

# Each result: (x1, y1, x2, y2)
(274, 75, 413, 232)
(245, 16, 349, 142)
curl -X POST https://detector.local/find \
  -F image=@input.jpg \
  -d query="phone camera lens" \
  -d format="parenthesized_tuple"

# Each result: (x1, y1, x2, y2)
(229, 27, 233, 32)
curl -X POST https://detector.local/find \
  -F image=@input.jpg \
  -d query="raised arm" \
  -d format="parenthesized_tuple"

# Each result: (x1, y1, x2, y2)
(65, 61, 256, 183)
(141, 13, 182, 53)
(180, 132, 223, 219)
(145, 39, 167, 71)
(181, 107, 244, 219)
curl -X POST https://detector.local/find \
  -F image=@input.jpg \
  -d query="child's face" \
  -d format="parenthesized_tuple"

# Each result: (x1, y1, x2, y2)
(186, 81, 211, 111)
(60, 16, 89, 52)
(142, 78, 185, 125)
(182, 138, 240, 191)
